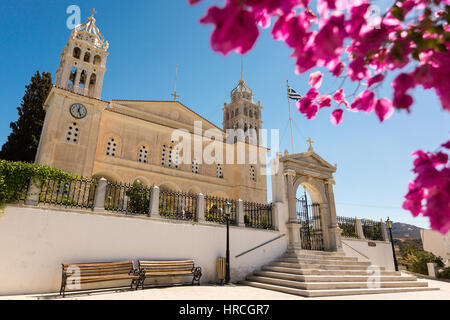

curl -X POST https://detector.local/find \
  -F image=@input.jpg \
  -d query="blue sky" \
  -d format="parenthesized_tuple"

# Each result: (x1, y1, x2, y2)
(1, 1, 448, 229)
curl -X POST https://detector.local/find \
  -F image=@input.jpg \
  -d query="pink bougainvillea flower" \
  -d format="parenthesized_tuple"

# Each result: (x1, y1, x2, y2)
(374, 98, 394, 122)
(305, 87, 319, 100)
(333, 89, 349, 108)
(327, 59, 344, 76)
(351, 90, 375, 114)
(254, 8, 271, 29)
(297, 98, 319, 120)
(348, 56, 370, 81)
(308, 71, 324, 89)
(393, 93, 414, 111)
(317, 95, 332, 108)
(188, 0, 202, 4)
(404, 145, 450, 235)
(330, 109, 344, 125)
(314, 14, 346, 63)
(402, 181, 424, 217)
(200, 2, 259, 55)
(393, 73, 415, 94)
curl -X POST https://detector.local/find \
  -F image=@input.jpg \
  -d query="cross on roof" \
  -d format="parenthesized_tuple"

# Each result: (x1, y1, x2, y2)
(171, 91, 180, 101)
(307, 138, 314, 151)
(90, 8, 97, 17)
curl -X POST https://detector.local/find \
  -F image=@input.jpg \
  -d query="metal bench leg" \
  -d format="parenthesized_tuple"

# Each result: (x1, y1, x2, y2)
(192, 267, 202, 286)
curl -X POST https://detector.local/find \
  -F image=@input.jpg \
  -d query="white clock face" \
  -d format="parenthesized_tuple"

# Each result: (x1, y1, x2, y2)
(70, 103, 87, 119)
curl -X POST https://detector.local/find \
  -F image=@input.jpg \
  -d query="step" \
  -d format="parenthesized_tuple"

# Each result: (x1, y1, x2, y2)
(254, 270, 418, 283)
(287, 249, 346, 255)
(262, 266, 399, 276)
(277, 257, 372, 266)
(246, 276, 429, 290)
(270, 261, 384, 271)
(240, 280, 439, 298)
(283, 253, 360, 261)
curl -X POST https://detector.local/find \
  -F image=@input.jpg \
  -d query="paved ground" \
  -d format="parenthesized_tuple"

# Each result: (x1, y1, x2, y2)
(2, 276, 450, 300)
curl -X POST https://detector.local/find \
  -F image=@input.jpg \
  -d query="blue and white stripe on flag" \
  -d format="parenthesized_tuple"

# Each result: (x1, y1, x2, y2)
(288, 86, 302, 100)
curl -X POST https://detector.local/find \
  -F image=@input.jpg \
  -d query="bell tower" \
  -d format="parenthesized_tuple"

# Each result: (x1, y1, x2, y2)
(55, 9, 109, 99)
(223, 61, 262, 145)
(35, 10, 109, 177)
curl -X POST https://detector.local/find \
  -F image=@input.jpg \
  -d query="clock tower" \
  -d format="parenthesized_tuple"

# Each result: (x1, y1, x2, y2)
(34, 10, 110, 177)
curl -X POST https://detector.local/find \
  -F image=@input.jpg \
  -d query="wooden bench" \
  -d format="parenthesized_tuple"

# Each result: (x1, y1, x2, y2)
(137, 260, 202, 289)
(60, 261, 142, 297)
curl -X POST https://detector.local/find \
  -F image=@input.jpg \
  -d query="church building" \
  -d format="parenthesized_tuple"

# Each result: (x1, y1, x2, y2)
(35, 12, 268, 203)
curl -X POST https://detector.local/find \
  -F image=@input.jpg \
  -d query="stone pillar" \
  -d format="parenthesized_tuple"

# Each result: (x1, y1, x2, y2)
(325, 179, 342, 252)
(271, 202, 280, 231)
(93, 178, 107, 213)
(197, 193, 205, 223)
(83, 70, 91, 96)
(355, 218, 365, 240)
(236, 199, 245, 227)
(149, 186, 160, 218)
(25, 178, 41, 206)
(284, 169, 297, 223)
(380, 221, 389, 241)
(286, 223, 302, 249)
(427, 263, 438, 278)
(73, 67, 82, 92)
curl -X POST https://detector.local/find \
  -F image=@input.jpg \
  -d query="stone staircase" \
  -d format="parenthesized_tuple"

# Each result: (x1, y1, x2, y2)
(240, 249, 439, 297)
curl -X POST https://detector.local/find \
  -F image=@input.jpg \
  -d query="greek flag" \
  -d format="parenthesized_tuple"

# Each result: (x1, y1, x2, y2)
(288, 86, 302, 100)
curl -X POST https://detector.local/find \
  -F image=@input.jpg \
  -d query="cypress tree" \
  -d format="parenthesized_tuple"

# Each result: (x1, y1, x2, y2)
(0, 71, 52, 163)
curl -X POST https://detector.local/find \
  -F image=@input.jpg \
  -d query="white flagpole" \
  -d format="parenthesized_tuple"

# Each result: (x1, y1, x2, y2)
(287, 79, 295, 154)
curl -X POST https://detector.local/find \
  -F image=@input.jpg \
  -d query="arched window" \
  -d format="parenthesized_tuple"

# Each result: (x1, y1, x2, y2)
(192, 159, 199, 174)
(66, 122, 79, 144)
(93, 55, 102, 66)
(250, 165, 256, 182)
(106, 138, 117, 157)
(217, 164, 223, 179)
(139, 146, 148, 163)
(83, 52, 91, 62)
(73, 47, 81, 59)
(161, 145, 167, 166)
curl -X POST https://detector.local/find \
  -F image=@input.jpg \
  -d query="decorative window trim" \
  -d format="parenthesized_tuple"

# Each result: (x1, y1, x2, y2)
(106, 138, 118, 157)
(217, 164, 224, 179)
(66, 122, 79, 144)
(138, 145, 149, 164)
(250, 165, 256, 182)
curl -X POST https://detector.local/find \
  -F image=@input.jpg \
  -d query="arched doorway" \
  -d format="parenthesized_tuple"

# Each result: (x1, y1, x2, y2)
(274, 147, 342, 252)
(295, 185, 324, 251)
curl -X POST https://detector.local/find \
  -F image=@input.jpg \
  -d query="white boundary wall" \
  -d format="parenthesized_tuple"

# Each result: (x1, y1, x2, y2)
(0, 205, 287, 296)
(342, 238, 395, 271)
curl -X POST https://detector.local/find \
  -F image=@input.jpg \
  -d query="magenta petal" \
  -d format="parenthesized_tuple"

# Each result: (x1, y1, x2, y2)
(330, 109, 344, 125)
(374, 98, 394, 122)
(368, 74, 385, 88)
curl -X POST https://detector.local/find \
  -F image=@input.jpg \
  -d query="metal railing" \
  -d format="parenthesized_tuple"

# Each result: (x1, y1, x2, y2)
(243, 201, 273, 230)
(337, 216, 358, 238)
(159, 190, 197, 221)
(204, 195, 236, 225)
(39, 177, 97, 209)
(105, 182, 151, 215)
(361, 219, 383, 241)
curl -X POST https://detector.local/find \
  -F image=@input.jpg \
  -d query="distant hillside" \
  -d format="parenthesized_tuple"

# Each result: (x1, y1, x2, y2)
(392, 222, 423, 239)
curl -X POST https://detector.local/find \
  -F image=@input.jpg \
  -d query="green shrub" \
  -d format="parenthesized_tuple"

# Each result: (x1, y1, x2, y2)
(0, 160, 75, 207)
(401, 246, 444, 275)
(126, 181, 150, 215)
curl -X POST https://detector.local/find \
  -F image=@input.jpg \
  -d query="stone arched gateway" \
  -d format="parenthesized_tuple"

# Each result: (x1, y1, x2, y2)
(272, 144, 342, 252)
